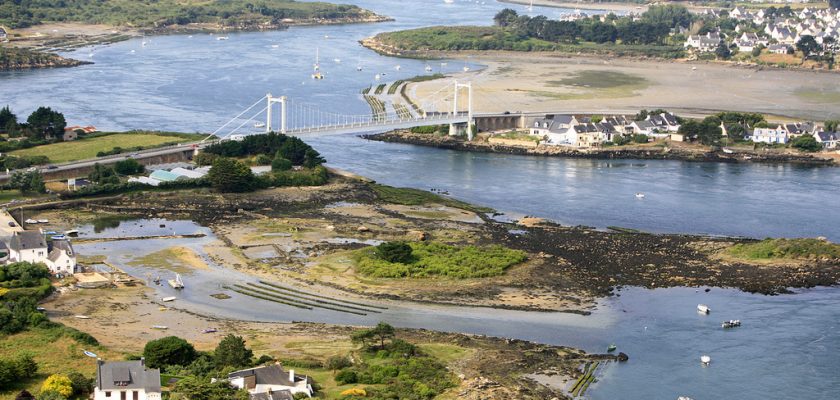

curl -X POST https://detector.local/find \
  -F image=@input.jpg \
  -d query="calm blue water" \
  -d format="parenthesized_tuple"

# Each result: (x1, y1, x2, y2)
(3, 0, 840, 398)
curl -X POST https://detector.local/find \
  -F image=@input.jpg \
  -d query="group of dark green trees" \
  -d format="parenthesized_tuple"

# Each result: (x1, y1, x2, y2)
(493, 5, 692, 45)
(0, 106, 66, 142)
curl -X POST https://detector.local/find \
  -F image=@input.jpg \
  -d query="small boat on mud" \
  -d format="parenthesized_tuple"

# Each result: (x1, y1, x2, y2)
(65, 229, 79, 237)
(697, 304, 711, 314)
(202, 328, 218, 334)
(722, 320, 741, 328)
(722, 148, 734, 154)
(168, 274, 185, 289)
(75, 315, 91, 319)
(24, 219, 38, 224)
(152, 325, 169, 330)
(635, 193, 645, 199)
(162, 296, 177, 302)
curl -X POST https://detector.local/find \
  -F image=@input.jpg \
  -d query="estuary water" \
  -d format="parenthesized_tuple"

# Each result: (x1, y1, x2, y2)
(73, 219, 840, 400)
(2, 0, 840, 398)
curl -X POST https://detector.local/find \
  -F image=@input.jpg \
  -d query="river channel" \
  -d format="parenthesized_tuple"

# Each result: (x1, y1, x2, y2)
(3, 0, 839, 398)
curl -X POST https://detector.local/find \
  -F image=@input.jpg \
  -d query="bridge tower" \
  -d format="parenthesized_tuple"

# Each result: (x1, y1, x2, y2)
(448, 80, 474, 140)
(266, 94, 288, 134)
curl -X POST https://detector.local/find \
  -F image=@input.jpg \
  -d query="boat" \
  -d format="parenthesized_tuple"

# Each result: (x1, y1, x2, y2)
(722, 319, 741, 328)
(216, 36, 229, 41)
(153, 276, 161, 285)
(444, 0, 454, 3)
(395, 65, 401, 71)
(254, 122, 266, 128)
(152, 325, 169, 330)
(162, 296, 177, 302)
(334, 58, 341, 63)
(722, 148, 734, 154)
(36, 307, 46, 311)
(312, 48, 324, 80)
(463, 65, 470, 72)
(202, 328, 218, 334)
(374, 74, 381, 81)
(697, 304, 711, 314)
(50, 234, 67, 240)
(83, 350, 98, 358)
(527, 0, 533, 11)
(65, 229, 79, 237)
(677, 397, 695, 400)
(607, 344, 617, 352)
(168, 274, 185, 289)
(700, 355, 711, 365)
(25, 219, 38, 224)
(74, 315, 91, 319)
(635, 193, 645, 198)
(37, 219, 49, 223)
(691, 66, 697, 71)
(271, 44, 280, 48)
(425, 64, 433, 72)
(158, 307, 168, 311)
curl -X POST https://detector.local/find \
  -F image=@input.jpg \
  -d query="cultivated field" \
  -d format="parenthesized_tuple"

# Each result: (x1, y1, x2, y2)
(11, 132, 198, 163)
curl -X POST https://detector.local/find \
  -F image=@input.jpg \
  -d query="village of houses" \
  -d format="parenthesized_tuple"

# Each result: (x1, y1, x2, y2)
(523, 111, 838, 149)
(685, 6, 840, 55)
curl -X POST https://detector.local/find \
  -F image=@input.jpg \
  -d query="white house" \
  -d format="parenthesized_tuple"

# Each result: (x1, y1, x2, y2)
(529, 115, 578, 145)
(227, 363, 313, 399)
(8, 231, 48, 265)
(750, 126, 789, 144)
(685, 33, 721, 52)
(46, 239, 76, 275)
(815, 131, 838, 148)
(94, 359, 161, 400)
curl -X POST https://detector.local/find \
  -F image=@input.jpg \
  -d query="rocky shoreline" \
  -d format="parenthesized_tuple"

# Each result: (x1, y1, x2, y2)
(0, 46, 92, 70)
(363, 131, 836, 166)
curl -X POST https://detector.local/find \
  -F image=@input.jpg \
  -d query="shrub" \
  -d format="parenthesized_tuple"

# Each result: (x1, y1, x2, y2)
(356, 242, 527, 279)
(254, 154, 272, 166)
(67, 372, 93, 397)
(207, 157, 255, 193)
(40, 374, 73, 398)
(113, 159, 145, 175)
(375, 242, 414, 264)
(214, 334, 253, 369)
(335, 369, 358, 385)
(790, 135, 822, 152)
(271, 155, 292, 172)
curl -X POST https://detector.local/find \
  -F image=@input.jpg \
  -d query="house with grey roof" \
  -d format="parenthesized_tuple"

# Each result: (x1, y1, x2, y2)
(8, 231, 48, 265)
(815, 131, 838, 149)
(94, 359, 161, 400)
(227, 363, 313, 399)
(529, 114, 578, 145)
(47, 238, 77, 275)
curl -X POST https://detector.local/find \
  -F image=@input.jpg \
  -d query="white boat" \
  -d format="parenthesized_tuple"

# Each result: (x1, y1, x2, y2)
(697, 304, 710, 314)
(425, 64, 433, 72)
(254, 122, 266, 128)
(635, 193, 645, 199)
(444, 0, 454, 3)
(152, 325, 169, 330)
(216, 36, 229, 41)
(74, 315, 91, 319)
(271, 44, 280, 48)
(25, 219, 38, 224)
(83, 350, 98, 358)
(692, 66, 697, 71)
(37, 219, 49, 223)
(722, 148, 734, 154)
(357, 65, 363, 71)
(168, 274, 185, 289)
(374, 74, 381, 81)
(527, 0, 533, 11)
(700, 355, 711, 365)
(722, 319, 741, 328)
(395, 65, 401, 71)
(162, 296, 177, 302)
(334, 58, 341, 63)
(677, 397, 695, 400)
(463, 65, 470, 72)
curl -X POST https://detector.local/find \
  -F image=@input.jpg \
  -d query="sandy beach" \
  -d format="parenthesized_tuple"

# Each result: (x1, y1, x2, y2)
(408, 53, 840, 121)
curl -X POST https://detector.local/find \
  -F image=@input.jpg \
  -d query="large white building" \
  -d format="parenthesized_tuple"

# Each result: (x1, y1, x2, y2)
(94, 359, 161, 400)
(228, 363, 313, 399)
(6, 231, 77, 275)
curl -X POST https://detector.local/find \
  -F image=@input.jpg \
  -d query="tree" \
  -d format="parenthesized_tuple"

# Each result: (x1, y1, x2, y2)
(678, 119, 722, 145)
(88, 163, 120, 185)
(0, 106, 17, 133)
(350, 329, 375, 348)
(370, 322, 396, 349)
(271, 153, 292, 172)
(113, 159, 145, 175)
(326, 355, 352, 374)
(40, 374, 73, 398)
(715, 40, 731, 60)
(277, 137, 311, 165)
(143, 336, 198, 369)
(9, 171, 45, 194)
(34, 391, 64, 400)
(214, 334, 253, 369)
(172, 376, 249, 400)
(642, 4, 693, 29)
(375, 242, 413, 264)
(825, 120, 839, 132)
(302, 148, 325, 168)
(790, 135, 821, 152)
(206, 157, 255, 193)
(796, 35, 820, 59)
(26, 107, 65, 141)
(493, 8, 518, 27)
(0, 355, 37, 391)
(66, 372, 93, 397)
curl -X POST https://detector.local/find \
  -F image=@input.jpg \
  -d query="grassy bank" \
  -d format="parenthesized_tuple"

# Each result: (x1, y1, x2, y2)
(727, 238, 840, 261)
(0, 0, 380, 30)
(11, 131, 204, 164)
(369, 183, 493, 213)
(354, 241, 527, 279)
(370, 26, 684, 58)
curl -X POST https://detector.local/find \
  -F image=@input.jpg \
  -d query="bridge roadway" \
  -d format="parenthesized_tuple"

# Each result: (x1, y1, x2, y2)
(0, 112, 514, 183)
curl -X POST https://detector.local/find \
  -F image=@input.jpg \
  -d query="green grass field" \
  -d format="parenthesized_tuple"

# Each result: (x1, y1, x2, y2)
(10, 132, 199, 164)
(727, 238, 840, 261)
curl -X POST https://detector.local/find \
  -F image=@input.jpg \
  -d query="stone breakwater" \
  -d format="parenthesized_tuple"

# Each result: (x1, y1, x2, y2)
(363, 131, 836, 166)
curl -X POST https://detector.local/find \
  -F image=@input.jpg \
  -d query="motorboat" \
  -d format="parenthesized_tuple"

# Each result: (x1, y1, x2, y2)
(334, 58, 341, 63)
(635, 193, 645, 199)
(425, 64, 433, 72)
(162, 296, 177, 302)
(74, 315, 91, 319)
(152, 325, 169, 330)
(202, 328, 218, 334)
(395, 65, 401, 71)
(607, 344, 617, 352)
(722, 319, 741, 328)
(216, 36, 229, 41)
(700, 355, 711, 365)
(254, 122, 266, 128)
(83, 350, 98, 358)
(463, 65, 471, 72)
(25, 219, 38, 224)
(722, 148, 734, 154)
(697, 304, 710, 314)
(37, 219, 49, 223)
(65, 229, 79, 237)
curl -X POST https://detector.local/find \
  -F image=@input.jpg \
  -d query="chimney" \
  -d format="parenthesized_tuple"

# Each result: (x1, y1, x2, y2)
(289, 369, 295, 382)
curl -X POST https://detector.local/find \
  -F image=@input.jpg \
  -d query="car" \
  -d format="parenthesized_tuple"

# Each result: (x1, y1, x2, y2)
(47, 165, 58, 170)
(130, 153, 140, 158)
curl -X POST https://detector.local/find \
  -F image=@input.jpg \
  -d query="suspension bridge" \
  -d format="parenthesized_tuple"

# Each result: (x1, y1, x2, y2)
(202, 80, 481, 143)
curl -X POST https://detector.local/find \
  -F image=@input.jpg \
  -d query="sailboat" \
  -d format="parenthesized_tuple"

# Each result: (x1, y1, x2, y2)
(444, 0, 454, 3)
(527, 0, 533, 11)
(312, 48, 324, 80)
(425, 64, 433, 72)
